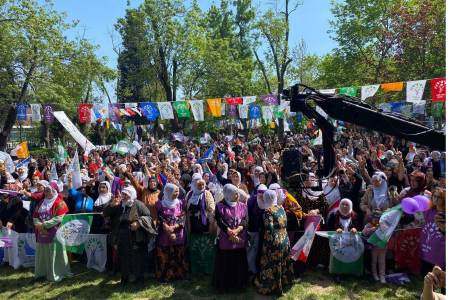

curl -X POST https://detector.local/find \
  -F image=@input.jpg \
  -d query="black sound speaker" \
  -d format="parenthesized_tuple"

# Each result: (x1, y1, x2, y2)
(281, 149, 303, 182)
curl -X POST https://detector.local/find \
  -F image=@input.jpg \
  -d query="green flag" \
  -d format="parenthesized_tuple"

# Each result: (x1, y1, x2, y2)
(367, 205, 403, 247)
(188, 234, 216, 274)
(54, 140, 67, 162)
(273, 106, 284, 118)
(112, 139, 136, 155)
(339, 86, 358, 97)
(174, 101, 191, 117)
(431, 101, 444, 117)
(54, 214, 93, 254)
(316, 231, 364, 275)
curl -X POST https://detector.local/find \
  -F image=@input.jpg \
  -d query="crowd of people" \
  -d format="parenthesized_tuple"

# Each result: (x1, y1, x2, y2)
(0, 128, 446, 296)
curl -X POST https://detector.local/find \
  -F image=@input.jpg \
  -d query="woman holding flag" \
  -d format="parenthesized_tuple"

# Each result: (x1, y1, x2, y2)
(33, 181, 71, 282)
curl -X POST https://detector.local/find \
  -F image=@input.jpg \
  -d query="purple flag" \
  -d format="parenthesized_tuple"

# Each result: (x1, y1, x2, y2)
(261, 94, 278, 105)
(42, 104, 54, 123)
(227, 104, 236, 117)
(109, 103, 121, 122)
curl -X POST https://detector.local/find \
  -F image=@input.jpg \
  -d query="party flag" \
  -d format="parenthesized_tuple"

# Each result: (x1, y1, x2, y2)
(191, 100, 204, 121)
(361, 85, 380, 101)
(339, 87, 358, 97)
(239, 105, 249, 119)
(225, 97, 242, 105)
(227, 104, 237, 117)
(42, 104, 54, 123)
(207, 99, 221, 117)
(10, 142, 28, 158)
(381, 82, 403, 92)
(108, 103, 121, 122)
(112, 139, 136, 155)
(157, 102, 174, 120)
(141, 102, 160, 121)
(79, 104, 91, 123)
(242, 96, 256, 105)
(367, 205, 403, 247)
(16, 103, 27, 121)
(54, 214, 93, 254)
(291, 215, 321, 262)
(431, 78, 446, 102)
(204, 144, 215, 159)
(30, 104, 41, 121)
(173, 101, 191, 117)
(406, 80, 426, 103)
(261, 94, 278, 105)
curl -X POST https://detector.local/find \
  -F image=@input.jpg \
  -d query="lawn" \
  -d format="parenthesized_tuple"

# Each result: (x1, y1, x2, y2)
(0, 262, 424, 300)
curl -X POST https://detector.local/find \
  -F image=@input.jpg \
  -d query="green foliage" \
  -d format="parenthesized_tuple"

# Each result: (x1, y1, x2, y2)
(29, 148, 54, 157)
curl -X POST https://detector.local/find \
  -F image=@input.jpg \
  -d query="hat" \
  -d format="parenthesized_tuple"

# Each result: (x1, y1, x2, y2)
(49, 181, 59, 193)
(123, 179, 131, 184)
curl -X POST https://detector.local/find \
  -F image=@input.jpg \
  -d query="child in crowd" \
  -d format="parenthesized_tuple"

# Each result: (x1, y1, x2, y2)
(362, 209, 386, 283)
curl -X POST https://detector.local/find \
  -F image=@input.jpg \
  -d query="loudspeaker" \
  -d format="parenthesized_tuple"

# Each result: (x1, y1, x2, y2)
(281, 149, 303, 181)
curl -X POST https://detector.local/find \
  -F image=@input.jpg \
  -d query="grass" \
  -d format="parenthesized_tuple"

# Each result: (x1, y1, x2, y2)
(0, 262, 425, 300)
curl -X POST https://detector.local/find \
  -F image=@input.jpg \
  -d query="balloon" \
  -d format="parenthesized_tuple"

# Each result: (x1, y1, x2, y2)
(413, 195, 430, 211)
(401, 197, 420, 214)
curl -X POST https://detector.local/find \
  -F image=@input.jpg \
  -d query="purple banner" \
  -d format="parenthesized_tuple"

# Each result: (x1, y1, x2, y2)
(108, 103, 121, 122)
(42, 104, 54, 123)
(227, 104, 236, 117)
(261, 94, 278, 105)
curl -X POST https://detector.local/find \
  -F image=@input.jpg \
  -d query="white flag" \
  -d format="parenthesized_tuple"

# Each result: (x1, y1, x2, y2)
(238, 105, 249, 119)
(30, 104, 41, 121)
(316, 106, 328, 118)
(221, 102, 226, 115)
(279, 100, 289, 111)
(361, 85, 380, 101)
(0, 151, 15, 173)
(407, 80, 427, 103)
(65, 153, 82, 190)
(53, 111, 95, 153)
(85, 234, 108, 272)
(242, 96, 256, 105)
(157, 102, 174, 120)
(50, 161, 58, 181)
(262, 106, 273, 120)
(1, 228, 35, 269)
(319, 89, 335, 94)
(190, 100, 204, 121)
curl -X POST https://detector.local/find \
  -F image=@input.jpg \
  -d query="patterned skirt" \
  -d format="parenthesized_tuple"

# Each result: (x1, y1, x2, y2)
(155, 243, 191, 283)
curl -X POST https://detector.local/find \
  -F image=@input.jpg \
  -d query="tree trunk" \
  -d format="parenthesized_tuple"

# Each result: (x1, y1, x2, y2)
(0, 106, 17, 151)
(41, 121, 50, 148)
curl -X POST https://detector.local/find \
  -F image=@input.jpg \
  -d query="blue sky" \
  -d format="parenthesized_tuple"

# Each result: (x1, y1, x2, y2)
(42, 0, 338, 100)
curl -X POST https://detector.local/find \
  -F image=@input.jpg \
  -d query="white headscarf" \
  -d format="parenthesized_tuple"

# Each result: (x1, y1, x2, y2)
(256, 184, 268, 209)
(238, 189, 248, 203)
(95, 181, 112, 207)
(251, 166, 264, 186)
(223, 184, 238, 207)
(17, 166, 28, 182)
(222, 163, 229, 179)
(162, 183, 180, 209)
(371, 172, 389, 208)
(231, 170, 241, 187)
(263, 190, 278, 209)
(193, 163, 203, 174)
(324, 177, 341, 206)
(121, 186, 137, 207)
(269, 183, 286, 206)
(338, 198, 353, 232)
(190, 173, 204, 205)
(133, 171, 145, 183)
(38, 183, 58, 213)
(302, 188, 322, 201)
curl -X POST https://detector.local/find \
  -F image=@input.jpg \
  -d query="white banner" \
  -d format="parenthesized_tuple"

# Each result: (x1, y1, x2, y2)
(84, 234, 107, 272)
(361, 85, 380, 101)
(221, 102, 226, 116)
(157, 102, 174, 120)
(413, 100, 426, 114)
(1, 228, 35, 269)
(319, 89, 335, 94)
(262, 106, 273, 120)
(238, 105, 248, 119)
(30, 104, 41, 121)
(242, 96, 256, 105)
(407, 80, 427, 103)
(53, 111, 95, 153)
(64, 153, 82, 190)
(279, 99, 289, 111)
(0, 151, 15, 174)
(190, 100, 204, 121)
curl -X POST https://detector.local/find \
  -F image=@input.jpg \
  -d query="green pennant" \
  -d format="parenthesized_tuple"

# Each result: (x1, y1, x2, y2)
(431, 101, 444, 117)
(339, 86, 358, 97)
(273, 106, 284, 118)
(173, 101, 191, 118)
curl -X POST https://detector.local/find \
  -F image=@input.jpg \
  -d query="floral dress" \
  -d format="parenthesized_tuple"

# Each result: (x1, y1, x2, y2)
(256, 205, 295, 294)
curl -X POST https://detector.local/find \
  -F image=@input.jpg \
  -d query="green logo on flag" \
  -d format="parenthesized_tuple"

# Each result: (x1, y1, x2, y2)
(54, 214, 93, 254)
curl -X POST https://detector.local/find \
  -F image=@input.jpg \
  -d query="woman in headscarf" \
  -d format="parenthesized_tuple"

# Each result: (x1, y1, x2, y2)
(255, 190, 295, 295)
(248, 166, 264, 195)
(124, 170, 159, 221)
(91, 181, 113, 234)
(33, 181, 71, 281)
(193, 163, 203, 175)
(230, 170, 249, 194)
(103, 186, 156, 287)
(17, 166, 28, 183)
(155, 183, 191, 284)
(185, 174, 215, 234)
(295, 174, 330, 268)
(360, 172, 400, 224)
(246, 184, 267, 276)
(0, 186, 26, 233)
(202, 171, 216, 196)
(399, 172, 431, 229)
(328, 198, 358, 284)
(179, 173, 192, 193)
(212, 184, 249, 293)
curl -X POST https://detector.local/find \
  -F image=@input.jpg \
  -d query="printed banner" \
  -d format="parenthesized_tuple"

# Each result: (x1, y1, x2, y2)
(1, 228, 35, 269)
(381, 82, 403, 92)
(239, 105, 249, 119)
(84, 234, 107, 272)
(262, 106, 273, 120)
(431, 78, 446, 102)
(395, 228, 421, 275)
(225, 97, 242, 105)
(54, 214, 94, 254)
(64, 152, 82, 189)
(141, 102, 159, 121)
(367, 205, 403, 247)
(412, 101, 426, 115)
(207, 99, 221, 117)
(173, 101, 190, 118)
(30, 104, 41, 121)
(250, 105, 260, 119)
(189, 234, 217, 274)
(431, 101, 443, 117)
(227, 104, 237, 117)
(339, 87, 358, 97)
(379, 103, 392, 112)
(273, 105, 284, 118)
(16, 103, 27, 121)
(329, 232, 364, 274)
(191, 100, 204, 121)
(157, 102, 174, 120)
(40, 104, 54, 123)
(406, 80, 426, 103)
(79, 104, 91, 123)
(361, 85, 380, 101)
(108, 103, 121, 122)
(291, 215, 322, 262)
(242, 96, 256, 105)
(53, 111, 95, 153)
(261, 94, 278, 105)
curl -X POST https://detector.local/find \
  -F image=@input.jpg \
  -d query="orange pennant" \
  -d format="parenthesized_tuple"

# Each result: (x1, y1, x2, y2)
(381, 82, 403, 92)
